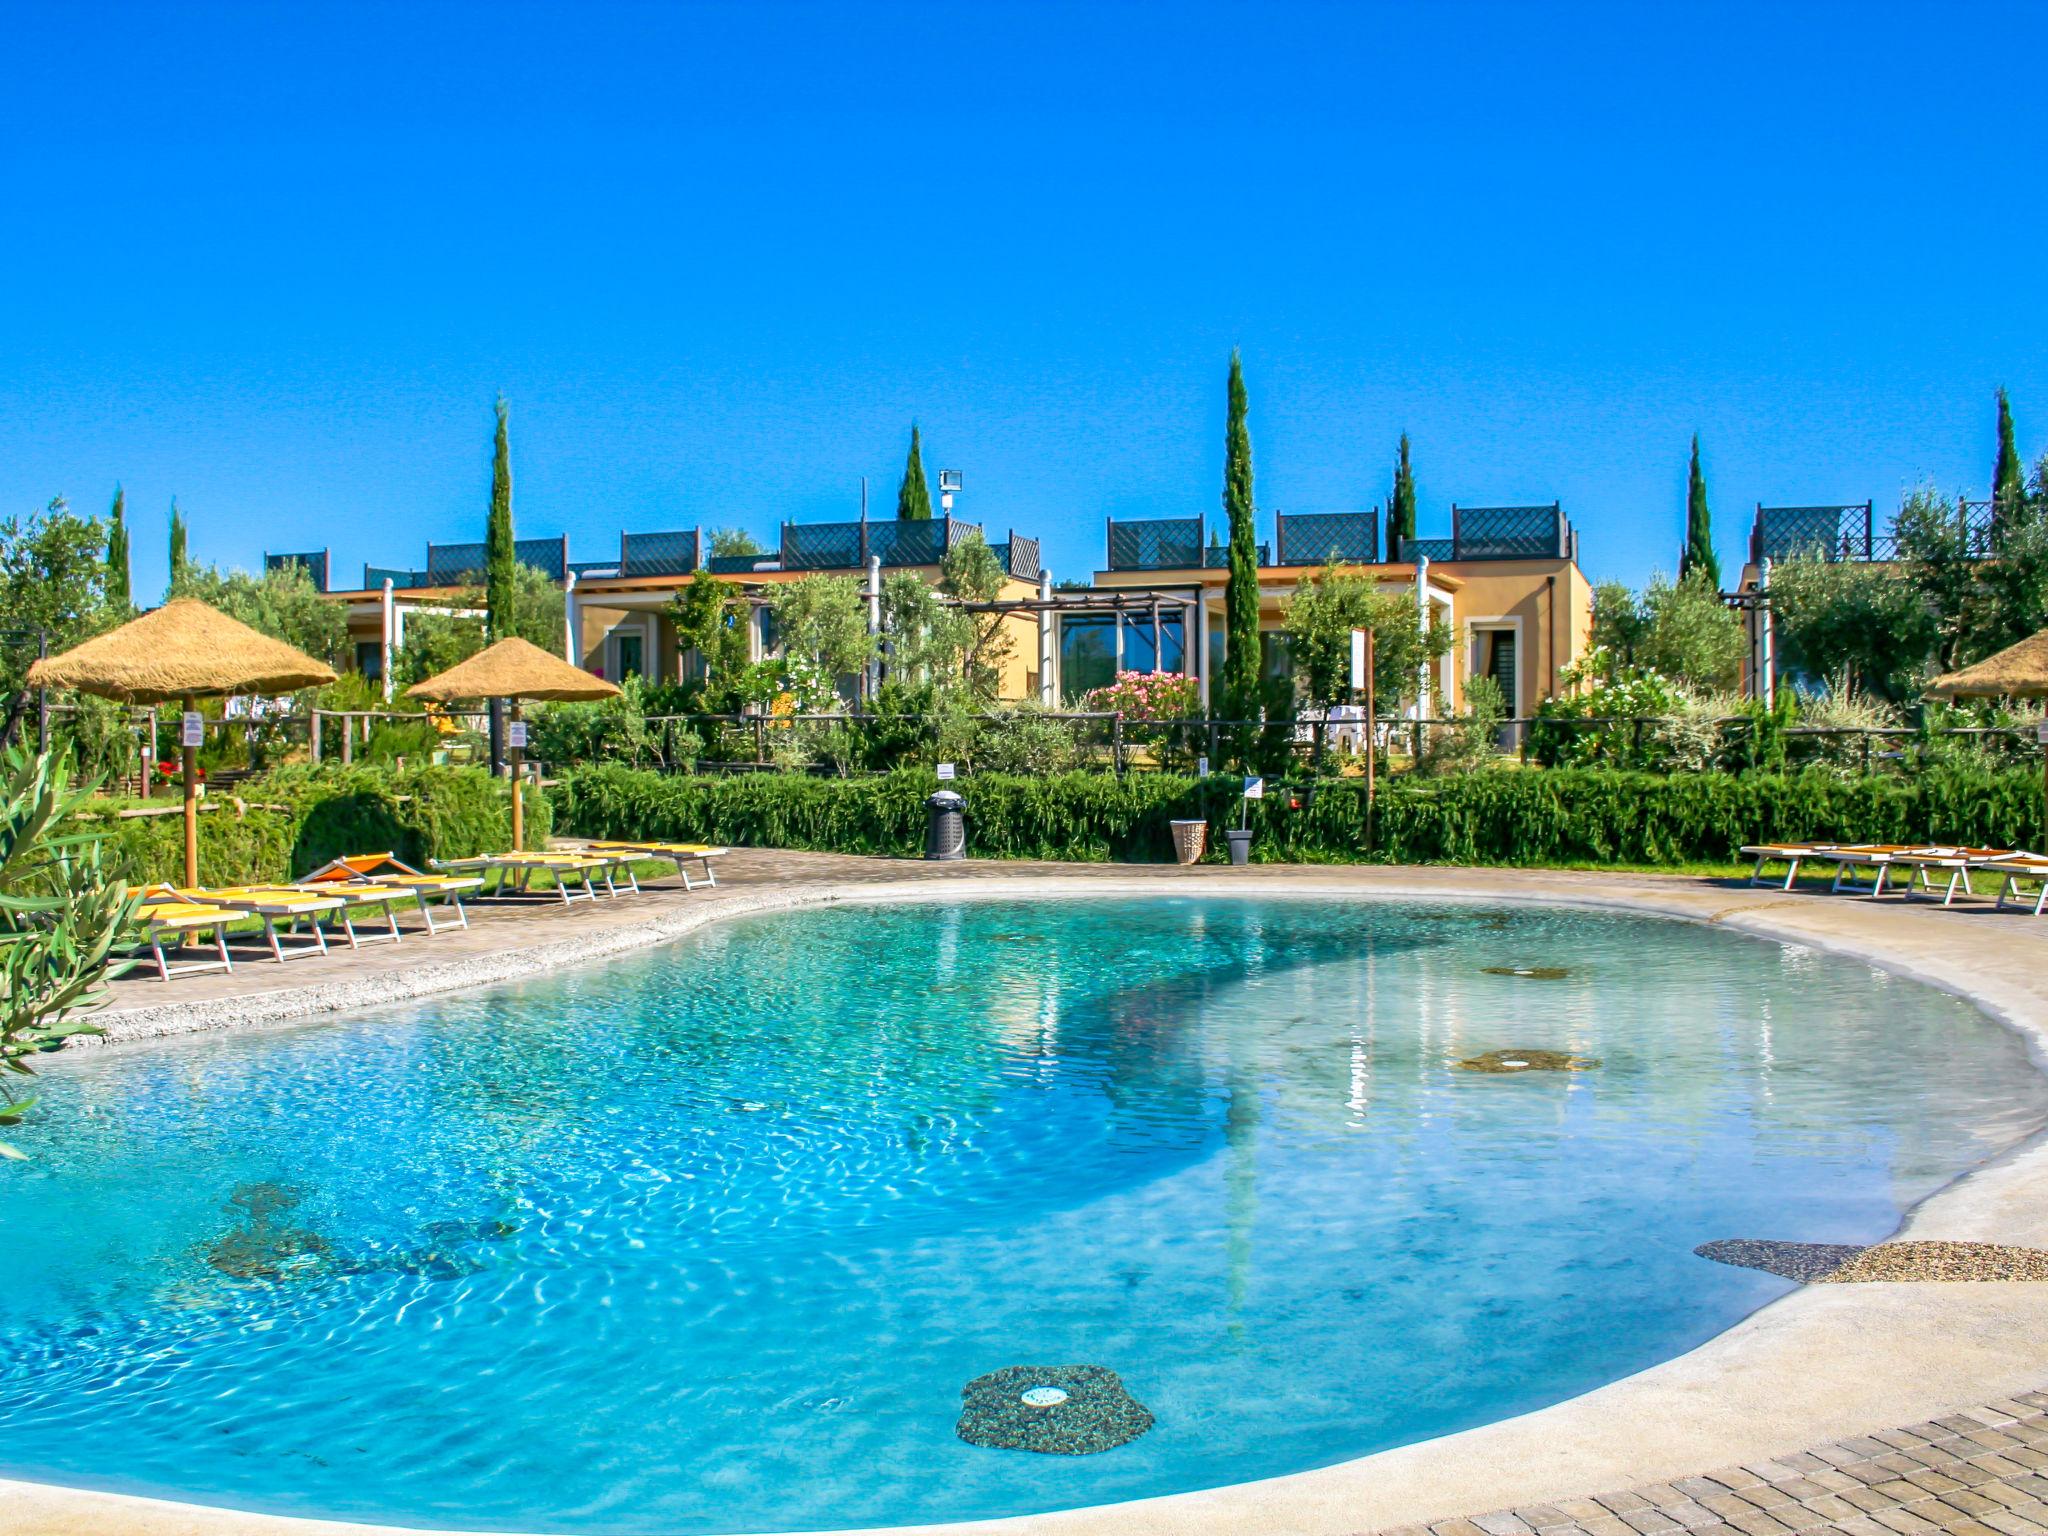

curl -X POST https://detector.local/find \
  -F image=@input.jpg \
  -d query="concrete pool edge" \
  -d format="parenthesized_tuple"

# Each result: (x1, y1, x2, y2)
(11, 860, 2048, 1536)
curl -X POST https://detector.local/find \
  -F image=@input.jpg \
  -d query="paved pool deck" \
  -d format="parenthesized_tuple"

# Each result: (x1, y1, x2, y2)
(12, 852, 2048, 1536)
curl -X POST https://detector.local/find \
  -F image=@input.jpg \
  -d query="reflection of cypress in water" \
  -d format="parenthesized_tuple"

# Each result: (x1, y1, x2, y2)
(1223, 1075, 1258, 1338)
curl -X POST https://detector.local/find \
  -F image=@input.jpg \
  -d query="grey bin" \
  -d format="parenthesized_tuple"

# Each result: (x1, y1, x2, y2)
(925, 789, 967, 861)
(1224, 829, 1254, 866)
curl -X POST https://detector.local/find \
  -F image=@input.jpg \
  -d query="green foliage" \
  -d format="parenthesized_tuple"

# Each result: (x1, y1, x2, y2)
(170, 560, 350, 667)
(669, 570, 752, 708)
(767, 573, 874, 709)
(1592, 571, 1742, 691)
(1420, 674, 1507, 776)
(880, 571, 972, 687)
(167, 498, 189, 587)
(486, 395, 516, 643)
(1282, 558, 1451, 712)
(1222, 350, 1262, 722)
(939, 530, 1011, 700)
(71, 764, 555, 890)
(0, 497, 114, 691)
(553, 761, 2048, 868)
(527, 675, 695, 770)
(51, 695, 142, 786)
(896, 424, 933, 521)
(707, 528, 764, 558)
(1680, 435, 1720, 589)
(0, 747, 138, 1157)
(1386, 433, 1417, 553)
(396, 564, 559, 686)
(1994, 389, 2025, 532)
(1768, 553, 1935, 703)
(105, 486, 131, 615)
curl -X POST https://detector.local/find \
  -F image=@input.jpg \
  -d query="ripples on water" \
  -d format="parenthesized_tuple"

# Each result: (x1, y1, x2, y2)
(1, 897, 2042, 1533)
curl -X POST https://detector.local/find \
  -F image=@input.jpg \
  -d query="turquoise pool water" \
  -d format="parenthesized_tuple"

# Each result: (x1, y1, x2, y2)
(1, 896, 2043, 1534)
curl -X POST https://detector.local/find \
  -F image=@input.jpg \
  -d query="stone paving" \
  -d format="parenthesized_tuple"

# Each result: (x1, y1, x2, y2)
(1376, 1392, 2048, 1536)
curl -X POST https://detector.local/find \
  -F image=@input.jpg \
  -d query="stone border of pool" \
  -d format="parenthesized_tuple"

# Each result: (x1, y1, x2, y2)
(8, 857, 2048, 1536)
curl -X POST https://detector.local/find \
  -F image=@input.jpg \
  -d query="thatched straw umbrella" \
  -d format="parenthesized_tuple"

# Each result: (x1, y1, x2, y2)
(1926, 627, 2048, 845)
(406, 637, 618, 851)
(27, 599, 338, 885)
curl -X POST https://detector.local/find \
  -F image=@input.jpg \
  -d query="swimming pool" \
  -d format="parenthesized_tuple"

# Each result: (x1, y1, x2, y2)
(1, 895, 2042, 1534)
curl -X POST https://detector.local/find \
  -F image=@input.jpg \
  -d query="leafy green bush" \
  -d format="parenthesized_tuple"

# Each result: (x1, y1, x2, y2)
(65, 764, 551, 887)
(552, 762, 2048, 867)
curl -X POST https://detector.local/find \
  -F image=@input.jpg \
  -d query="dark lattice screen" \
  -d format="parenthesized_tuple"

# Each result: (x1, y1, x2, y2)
(363, 565, 431, 589)
(426, 536, 567, 582)
(265, 550, 330, 592)
(867, 521, 949, 567)
(1752, 505, 1874, 563)
(1276, 511, 1379, 565)
(1398, 537, 1454, 563)
(620, 529, 700, 577)
(1452, 505, 1566, 559)
(1204, 541, 1269, 568)
(707, 553, 771, 573)
(997, 535, 1041, 582)
(1108, 517, 1202, 570)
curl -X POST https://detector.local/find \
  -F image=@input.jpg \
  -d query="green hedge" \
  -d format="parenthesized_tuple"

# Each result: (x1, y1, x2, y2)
(551, 763, 2046, 867)
(72, 765, 551, 887)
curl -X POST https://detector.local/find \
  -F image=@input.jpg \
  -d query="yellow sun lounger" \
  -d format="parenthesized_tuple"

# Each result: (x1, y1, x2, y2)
(128, 893, 239, 981)
(580, 840, 728, 890)
(148, 884, 350, 964)
(430, 852, 616, 905)
(219, 881, 414, 948)
(301, 853, 484, 935)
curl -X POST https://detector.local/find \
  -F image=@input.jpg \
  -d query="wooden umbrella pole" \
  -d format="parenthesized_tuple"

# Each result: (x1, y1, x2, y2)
(181, 692, 199, 888)
(509, 698, 525, 852)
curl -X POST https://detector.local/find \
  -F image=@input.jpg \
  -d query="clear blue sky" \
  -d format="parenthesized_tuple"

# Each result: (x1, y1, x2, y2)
(6, 0, 2045, 603)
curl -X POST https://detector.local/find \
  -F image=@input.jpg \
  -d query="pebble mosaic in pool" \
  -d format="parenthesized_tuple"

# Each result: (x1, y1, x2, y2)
(3, 896, 2045, 1534)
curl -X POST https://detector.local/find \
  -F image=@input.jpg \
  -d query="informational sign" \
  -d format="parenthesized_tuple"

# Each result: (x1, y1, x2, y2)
(1350, 629, 1369, 690)
(936, 762, 956, 781)
(1243, 775, 1264, 800)
(181, 711, 204, 748)
(2036, 719, 2048, 747)
(507, 721, 529, 749)
(1196, 755, 1210, 778)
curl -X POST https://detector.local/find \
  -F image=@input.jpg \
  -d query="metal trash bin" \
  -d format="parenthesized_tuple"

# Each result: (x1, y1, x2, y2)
(925, 789, 967, 861)
(1224, 829, 1254, 866)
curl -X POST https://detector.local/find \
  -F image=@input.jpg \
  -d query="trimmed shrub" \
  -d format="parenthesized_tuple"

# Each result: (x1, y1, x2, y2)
(68, 764, 550, 886)
(552, 762, 2046, 868)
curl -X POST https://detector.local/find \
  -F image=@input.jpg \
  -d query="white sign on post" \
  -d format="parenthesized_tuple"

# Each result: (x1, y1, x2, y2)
(507, 721, 529, 749)
(181, 711, 204, 748)
(936, 762, 956, 781)
(1243, 775, 1265, 800)
(2036, 719, 2048, 747)
(1350, 629, 1368, 690)
(1196, 755, 1210, 778)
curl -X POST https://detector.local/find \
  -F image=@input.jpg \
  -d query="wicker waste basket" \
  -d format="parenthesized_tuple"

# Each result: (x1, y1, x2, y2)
(1170, 819, 1208, 865)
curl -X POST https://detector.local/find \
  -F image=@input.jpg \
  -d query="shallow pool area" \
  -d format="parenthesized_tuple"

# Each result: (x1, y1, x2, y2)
(2, 894, 2043, 1535)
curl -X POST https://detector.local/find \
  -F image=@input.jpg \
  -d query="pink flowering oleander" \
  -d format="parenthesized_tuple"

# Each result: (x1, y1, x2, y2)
(1081, 670, 1201, 720)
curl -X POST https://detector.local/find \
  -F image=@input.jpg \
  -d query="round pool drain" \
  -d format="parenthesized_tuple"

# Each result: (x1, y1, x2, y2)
(1021, 1386, 1068, 1407)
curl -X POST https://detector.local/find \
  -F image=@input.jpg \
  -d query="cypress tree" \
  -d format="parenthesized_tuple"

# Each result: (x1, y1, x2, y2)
(1221, 350, 1262, 720)
(1680, 434, 1720, 589)
(167, 498, 189, 588)
(1993, 388, 2024, 533)
(486, 395, 516, 642)
(896, 424, 933, 521)
(105, 484, 131, 613)
(1386, 433, 1417, 556)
